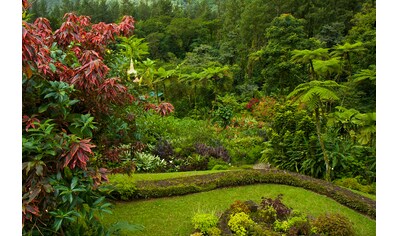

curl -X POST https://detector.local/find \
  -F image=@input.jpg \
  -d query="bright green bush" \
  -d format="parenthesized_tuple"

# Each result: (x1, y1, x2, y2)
(108, 174, 137, 200)
(192, 213, 219, 234)
(208, 158, 229, 170)
(135, 114, 217, 149)
(211, 164, 229, 170)
(334, 177, 376, 194)
(256, 206, 277, 224)
(228, 212, 255, 236)
(312, 213, 355, 236)
(224, 136, 264, 165)
(273, 215, 309, 233)
(133, 152, 167, 173)
(207, 227, 222, 236)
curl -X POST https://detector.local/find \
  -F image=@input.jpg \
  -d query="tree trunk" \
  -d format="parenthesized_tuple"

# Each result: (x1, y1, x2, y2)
(309, 60, 316, 81)
(314, 108, 331, 181)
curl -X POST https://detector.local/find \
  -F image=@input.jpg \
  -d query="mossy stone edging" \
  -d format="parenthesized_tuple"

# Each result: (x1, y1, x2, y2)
(107, 170, 376, 219)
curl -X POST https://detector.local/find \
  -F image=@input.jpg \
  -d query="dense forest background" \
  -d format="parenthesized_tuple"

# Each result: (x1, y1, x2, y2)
(25, 0, 377, 181)
(29, 0, 376, 113)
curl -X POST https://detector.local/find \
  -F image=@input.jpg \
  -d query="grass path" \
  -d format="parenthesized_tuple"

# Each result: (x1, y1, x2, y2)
(123, 169, 232, 181)
(103, 184, 375, 236)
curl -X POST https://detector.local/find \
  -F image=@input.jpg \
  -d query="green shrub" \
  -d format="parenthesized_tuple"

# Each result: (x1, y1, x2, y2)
(212, 164, 229, 170)
(208, 158, 229, 170)
(135, 114, 217, 149)
(312, 213, 355, 236)
(207, 227, 222, 236)
(180, 154, 209, 171)
(273, 215, 310, 234)
(192, 213, 219, 234)
(223, 136, 264, 165)
(229, 200, 252, 215)
(228, 212, 255, 236)
(239, 165, 254, 169)
(190, 232, 203, 236)
(334, 177, 376, 194)
(133, 152, 167, 173)
(256, 206, 277, 224)
(107, 174, 137, 200)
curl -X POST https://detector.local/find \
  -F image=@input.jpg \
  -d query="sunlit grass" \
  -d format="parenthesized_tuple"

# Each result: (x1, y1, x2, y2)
(109, 169, 232, 182)
(103, 184, 375, 236)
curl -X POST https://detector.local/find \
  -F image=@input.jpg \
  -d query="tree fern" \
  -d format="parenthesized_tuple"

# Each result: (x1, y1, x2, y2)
(287, 80, 344, 181)
(352, 65, 376, 84)
(313, 57, 343, 80)
(291, 48, 330, 80)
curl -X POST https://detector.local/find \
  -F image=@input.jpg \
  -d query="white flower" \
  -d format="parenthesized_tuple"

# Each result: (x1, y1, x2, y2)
(127, 58, 137, 76)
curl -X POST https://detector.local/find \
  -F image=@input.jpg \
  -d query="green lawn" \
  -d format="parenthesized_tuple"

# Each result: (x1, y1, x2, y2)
(103, 184, 376, 236)
(117, 169, 232, 182)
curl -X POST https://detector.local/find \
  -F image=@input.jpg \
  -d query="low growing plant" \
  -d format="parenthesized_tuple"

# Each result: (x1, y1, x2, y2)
(192, 213, 219, 235)
(133, 152, 167, 173)
(227, 212, 255, 236)
(312, 213, 355, 236)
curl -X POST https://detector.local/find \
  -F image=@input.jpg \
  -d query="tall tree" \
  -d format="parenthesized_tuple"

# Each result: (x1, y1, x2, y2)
(291, 48, 330, 80)
(250, 14, 311, 95)
(287, 80, 344, 181)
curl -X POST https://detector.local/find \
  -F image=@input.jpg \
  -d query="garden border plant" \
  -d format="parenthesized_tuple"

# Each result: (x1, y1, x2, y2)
(106, 169, 375, 219)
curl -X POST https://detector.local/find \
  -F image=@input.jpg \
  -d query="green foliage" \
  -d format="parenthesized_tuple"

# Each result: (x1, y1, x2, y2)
(312, 213, 355, 236)
(207, 227, 222, 236)
(255, 206, 277, 224)
(133, 152, 167, 173)
(213, 105, 233, 128)
(211, 164, 229, 171)
(207, 158, 229, 170)
(108, 174, 137, 201)
(192, 213, 219, 235)
(260, 103, 321, 176)
(228, 212, 255, 236)
(229, 200, 251, 215)
(334, 178, 376, 194)
(135, 113, 217, 149)
(69, 113, 97, 138)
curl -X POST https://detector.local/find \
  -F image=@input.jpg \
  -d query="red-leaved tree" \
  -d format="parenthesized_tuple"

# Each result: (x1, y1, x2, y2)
(22, 2, 137, 234)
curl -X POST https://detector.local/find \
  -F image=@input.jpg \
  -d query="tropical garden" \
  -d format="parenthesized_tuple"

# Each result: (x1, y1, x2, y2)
(22, 0, 376, 235)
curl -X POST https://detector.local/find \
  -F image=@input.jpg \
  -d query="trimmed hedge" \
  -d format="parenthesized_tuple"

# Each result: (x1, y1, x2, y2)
(106, 170, 376, 219)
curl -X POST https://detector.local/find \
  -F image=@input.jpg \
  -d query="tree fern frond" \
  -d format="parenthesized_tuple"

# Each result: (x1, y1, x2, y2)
(352, 65, 376, 83)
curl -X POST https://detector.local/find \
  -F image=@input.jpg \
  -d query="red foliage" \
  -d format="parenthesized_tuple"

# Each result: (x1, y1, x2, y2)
(22, 0, 30, 10)
(99, 77, 134, 105)
(33, 18, 53, 46)
(144, 103, 158, 111)
(89, 167, 109, 188)
(156, 102, 175, 116)
(251, 97, 277, 120)
(72, 59, 109, 92)
(22, 115, 40, 132)
(245, 98, 260, 110)
(87, 22, 118, 52)
(118, 16, 135, 37)
(63, 139, 96, 170)
(54, 14, 82, 48)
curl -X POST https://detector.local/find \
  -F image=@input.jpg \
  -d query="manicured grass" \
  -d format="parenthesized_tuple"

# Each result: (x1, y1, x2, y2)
(102, 184, 376, 236)
(114, 169, 232, 182)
